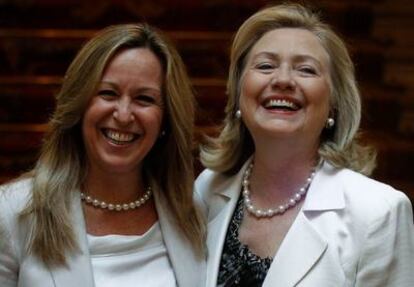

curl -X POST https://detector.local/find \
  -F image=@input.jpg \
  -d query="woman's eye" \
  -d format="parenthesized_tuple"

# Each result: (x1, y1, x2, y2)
(98, 89, 117, 98)
(135, 95, 156, 104)
(256, 63, 274, 70)
(298, 66, 317, 75)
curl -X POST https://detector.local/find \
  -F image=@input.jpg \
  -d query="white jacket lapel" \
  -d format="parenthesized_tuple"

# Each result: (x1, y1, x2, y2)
(263, 212, 327, 287)
(206, 193, 239, 287)
(302, 162, 345, 212)
(154, 190, 206, 287)
(205, 160, 250, 287)
(263, 162, 345, 286)
(50, 192, 95, 287)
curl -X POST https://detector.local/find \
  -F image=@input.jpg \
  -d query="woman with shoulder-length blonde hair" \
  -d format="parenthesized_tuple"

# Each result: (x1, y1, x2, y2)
(197, 3, 414, 286)
(0, 23, 205, 287)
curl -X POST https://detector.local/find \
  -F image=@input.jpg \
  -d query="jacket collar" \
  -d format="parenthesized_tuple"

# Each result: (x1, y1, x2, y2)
(154, 189, 206, 287)
(302, 161, 345, 212)
(263, 212, 328, 287)
(50, 191, 95, 287)
(50, 190, 205, 287)
(264, 162, 345, 286)
(214, 158, 253, 199)
(215, 158, 345, 212)
(207, 159, 345, 287)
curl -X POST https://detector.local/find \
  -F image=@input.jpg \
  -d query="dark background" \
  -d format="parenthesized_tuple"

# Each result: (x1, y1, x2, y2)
(0, 0, 413, 202)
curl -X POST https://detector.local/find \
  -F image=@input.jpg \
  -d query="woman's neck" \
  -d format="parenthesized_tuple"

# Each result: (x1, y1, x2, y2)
(249, 142, 318, 202)
(83, 166, 145, 203)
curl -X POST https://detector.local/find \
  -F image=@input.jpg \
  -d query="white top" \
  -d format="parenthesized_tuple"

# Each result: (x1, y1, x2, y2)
(87, 222, 177, 287)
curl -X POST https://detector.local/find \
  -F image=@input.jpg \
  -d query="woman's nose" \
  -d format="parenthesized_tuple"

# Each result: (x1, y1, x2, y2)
(113, 98, 134, 124)
(270, 67, 296, 90)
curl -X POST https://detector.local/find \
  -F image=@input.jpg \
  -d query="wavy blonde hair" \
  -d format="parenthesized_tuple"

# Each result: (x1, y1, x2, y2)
(201, 3, 376, 175)
(20, 24, 204, 266)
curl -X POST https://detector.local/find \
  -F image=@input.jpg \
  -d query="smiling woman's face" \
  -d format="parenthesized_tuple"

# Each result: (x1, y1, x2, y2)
(239, 27, 331, 150)
(82, 47, 164, 176)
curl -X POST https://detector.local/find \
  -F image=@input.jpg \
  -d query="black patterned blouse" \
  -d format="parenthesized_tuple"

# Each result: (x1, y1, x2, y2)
(217, 195, 273, 287)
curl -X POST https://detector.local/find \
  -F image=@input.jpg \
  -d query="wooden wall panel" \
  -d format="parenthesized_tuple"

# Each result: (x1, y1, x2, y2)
(0, 0, 412, 201)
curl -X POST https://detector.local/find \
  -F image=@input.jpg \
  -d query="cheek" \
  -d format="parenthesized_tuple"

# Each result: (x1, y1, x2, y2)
(82, 108, 94, 134)
(308, 84, 331, 131)
(153, 112, 164, 132)
(82, 110, 97, 143)
(307, 80, 331, 109)
(239, 75, 261, 111)
(152, 107, 164, 125)
(240, 72, 262, 99)
(136, 108, 164, 131)
(319, 86, 331, 115)
(82, 98, 105, 126)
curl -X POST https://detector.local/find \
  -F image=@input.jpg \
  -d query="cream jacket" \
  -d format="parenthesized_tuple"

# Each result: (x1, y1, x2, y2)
(195, 160, 414, 287)
(0, 178, 205, 287)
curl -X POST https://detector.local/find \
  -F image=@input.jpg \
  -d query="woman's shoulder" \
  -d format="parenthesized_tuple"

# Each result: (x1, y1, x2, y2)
(1, 176, 33, 193)
(195, 168, 222, 187)
(195, 168, 241, 196)
(329, 165, 412, 217)
(0, 177, 33, 211)
(338, 167, 406, 197)
(195, 169, 227, 197)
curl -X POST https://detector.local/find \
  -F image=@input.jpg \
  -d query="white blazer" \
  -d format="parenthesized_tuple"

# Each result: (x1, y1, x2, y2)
(0, 178, 205, 287)
(195, 160, 414, 287)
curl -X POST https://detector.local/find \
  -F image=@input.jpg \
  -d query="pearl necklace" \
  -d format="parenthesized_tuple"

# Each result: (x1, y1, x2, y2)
(80, 186, 152, 211)
(242, 162, 316, 218)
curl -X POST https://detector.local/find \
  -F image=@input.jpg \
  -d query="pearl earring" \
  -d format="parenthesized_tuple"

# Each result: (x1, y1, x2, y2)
(159, 130, 166, 138)
(326, 117, 335, 129)
(235, 110, 241, 119)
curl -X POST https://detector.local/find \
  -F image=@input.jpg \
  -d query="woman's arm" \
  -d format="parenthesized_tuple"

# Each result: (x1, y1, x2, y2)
(355, 192, 414, 286)
(0, 190, 19, 287)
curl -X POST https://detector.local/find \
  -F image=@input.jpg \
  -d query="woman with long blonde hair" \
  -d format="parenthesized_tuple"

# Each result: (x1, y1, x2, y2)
(0, 23, 205, 287)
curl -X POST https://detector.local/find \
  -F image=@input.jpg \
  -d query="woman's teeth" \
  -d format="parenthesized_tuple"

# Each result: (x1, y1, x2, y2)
(104, 129, 135, 143)
(264, 99, 299, 110)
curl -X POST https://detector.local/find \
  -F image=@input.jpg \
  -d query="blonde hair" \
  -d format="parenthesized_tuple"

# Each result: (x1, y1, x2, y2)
(20, 24, 204, 266)
(201, 3, 376, 175)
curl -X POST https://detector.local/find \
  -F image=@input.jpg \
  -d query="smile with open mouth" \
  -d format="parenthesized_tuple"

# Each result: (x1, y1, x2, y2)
(102, 128, 140, 145)
(263, 98, 301, 111)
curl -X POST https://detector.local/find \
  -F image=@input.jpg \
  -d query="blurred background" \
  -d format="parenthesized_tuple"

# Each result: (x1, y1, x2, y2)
(0, 0, 413, 203)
